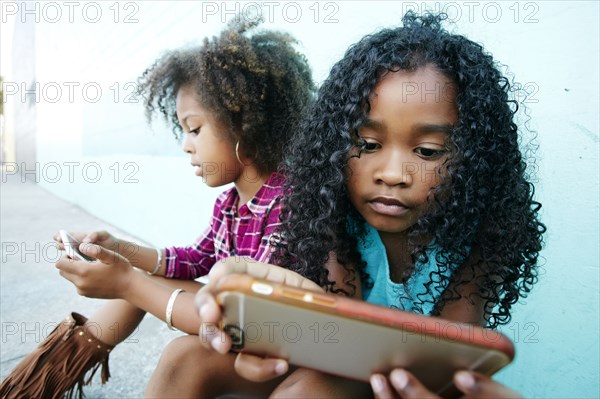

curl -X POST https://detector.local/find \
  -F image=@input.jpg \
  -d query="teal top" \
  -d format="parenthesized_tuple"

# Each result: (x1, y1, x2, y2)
(358, 224, 458, 315)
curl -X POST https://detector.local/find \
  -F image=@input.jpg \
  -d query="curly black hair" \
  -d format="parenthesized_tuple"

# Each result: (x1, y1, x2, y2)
(276, 12, 546, 329)
(137, 17, 315, 174)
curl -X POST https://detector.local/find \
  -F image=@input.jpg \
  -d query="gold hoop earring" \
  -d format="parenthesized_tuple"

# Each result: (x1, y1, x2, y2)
(235, 141, 244, 165)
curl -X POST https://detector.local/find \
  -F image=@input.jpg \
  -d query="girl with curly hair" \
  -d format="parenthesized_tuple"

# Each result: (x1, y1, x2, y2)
(192, 11, 545, 398)
(0, 18, 314, 399)
(279, 10, 546, 329)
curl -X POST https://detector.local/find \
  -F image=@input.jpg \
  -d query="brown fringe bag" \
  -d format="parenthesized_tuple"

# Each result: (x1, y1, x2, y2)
(0, 312, 113, 399)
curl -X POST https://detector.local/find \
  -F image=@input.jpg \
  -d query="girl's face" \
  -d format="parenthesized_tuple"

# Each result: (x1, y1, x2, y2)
(176, 85, 241, 187)
(346, 65, 457, 235)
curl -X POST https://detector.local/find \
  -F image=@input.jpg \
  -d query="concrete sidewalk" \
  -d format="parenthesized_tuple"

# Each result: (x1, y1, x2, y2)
(0, 171, 183, 398)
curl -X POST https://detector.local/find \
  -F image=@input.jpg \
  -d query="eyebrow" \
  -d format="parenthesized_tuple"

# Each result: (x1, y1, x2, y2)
(361, 118, 384, 130)
(181, 114, 201, 124)
(414, 123, 454, 135)
(361, 118, 454, 135)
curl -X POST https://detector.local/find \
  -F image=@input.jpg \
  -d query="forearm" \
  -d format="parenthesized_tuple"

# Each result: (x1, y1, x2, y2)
(122, 270, 200, 334)
(113, 240, 163, 275)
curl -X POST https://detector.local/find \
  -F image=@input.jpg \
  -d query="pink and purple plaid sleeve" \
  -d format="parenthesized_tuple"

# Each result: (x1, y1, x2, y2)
(163, 225, 216, 279)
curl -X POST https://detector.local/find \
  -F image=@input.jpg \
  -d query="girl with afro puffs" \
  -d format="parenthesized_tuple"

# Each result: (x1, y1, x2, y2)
(188, 11, 545, 398)
(0, 17, 315, 399)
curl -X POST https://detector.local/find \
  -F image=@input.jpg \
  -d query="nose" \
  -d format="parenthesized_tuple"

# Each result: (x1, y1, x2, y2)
(182, 133, 194, 154)
(373, 149, 413, 187)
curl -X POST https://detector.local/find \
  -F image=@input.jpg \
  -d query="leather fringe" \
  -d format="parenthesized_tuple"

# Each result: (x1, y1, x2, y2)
(0, 312, 113, 399)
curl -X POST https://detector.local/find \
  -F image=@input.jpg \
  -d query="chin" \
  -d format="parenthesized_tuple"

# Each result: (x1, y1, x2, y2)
(364, 216, 413, 235)
(202, 179, 220, 188)
(373, 225, 410, 235)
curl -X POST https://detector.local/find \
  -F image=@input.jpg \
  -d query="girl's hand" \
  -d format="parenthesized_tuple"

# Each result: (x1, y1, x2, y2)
(54, 230, 122, 252)
(195, 256, 322, 382)
(55, 243, 134, 299)
(370, 369, 523, 399)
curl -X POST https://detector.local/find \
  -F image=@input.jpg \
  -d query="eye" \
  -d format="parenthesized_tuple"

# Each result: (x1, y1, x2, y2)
(357, 139, 381, 153)
(189, 127, 201, 136)
(415, 147, 446, 159)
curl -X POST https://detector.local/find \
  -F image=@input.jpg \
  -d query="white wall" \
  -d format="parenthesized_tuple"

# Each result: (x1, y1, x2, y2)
(4, 1, 599, 397)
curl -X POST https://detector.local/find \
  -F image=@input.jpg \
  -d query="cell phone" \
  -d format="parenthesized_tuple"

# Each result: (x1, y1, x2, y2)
(59, 230, 96, 262)
(213, 274, 514, 397)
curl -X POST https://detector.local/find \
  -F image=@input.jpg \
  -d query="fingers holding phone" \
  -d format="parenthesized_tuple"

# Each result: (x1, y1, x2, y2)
(194, 257, 321, 381)
(54, 229, 120, 252)
(371, 370, 438, 399)
(58, 230, 96, 262)
(53, 230, 85, 251)
(451, 371, 522, 399)
(234, 353, 289, 382)
(196, 257, 323, 343)
(204, 257, 322, 292)
(55, 243, 134, 299)
(195, 258, 257, 354)
(196, 256, 320, 342)
(370, 369, 523, 399)
(197, 291, 230, 354)
(197, 285, 290, 382)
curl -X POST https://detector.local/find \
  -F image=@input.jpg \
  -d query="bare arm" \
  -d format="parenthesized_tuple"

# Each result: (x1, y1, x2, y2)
(438, 252, 487, 326)
(437, 282, 486, 326)
(55, 244, 201, 334)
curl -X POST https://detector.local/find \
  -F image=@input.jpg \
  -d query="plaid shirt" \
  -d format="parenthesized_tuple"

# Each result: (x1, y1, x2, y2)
(164, 173, 285, 280)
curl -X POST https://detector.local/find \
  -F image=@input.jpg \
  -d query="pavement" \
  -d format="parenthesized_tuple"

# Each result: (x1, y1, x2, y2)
(0, 171, 184, 398)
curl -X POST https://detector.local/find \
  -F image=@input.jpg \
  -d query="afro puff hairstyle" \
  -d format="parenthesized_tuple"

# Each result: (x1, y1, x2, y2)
(137, 17, 315, 175)
(276, 12, 546, 329)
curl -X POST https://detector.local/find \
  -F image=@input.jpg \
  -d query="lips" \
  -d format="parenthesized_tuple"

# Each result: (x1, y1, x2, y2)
(368, 196, 410, 216)
(191, 163, 203, 176)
